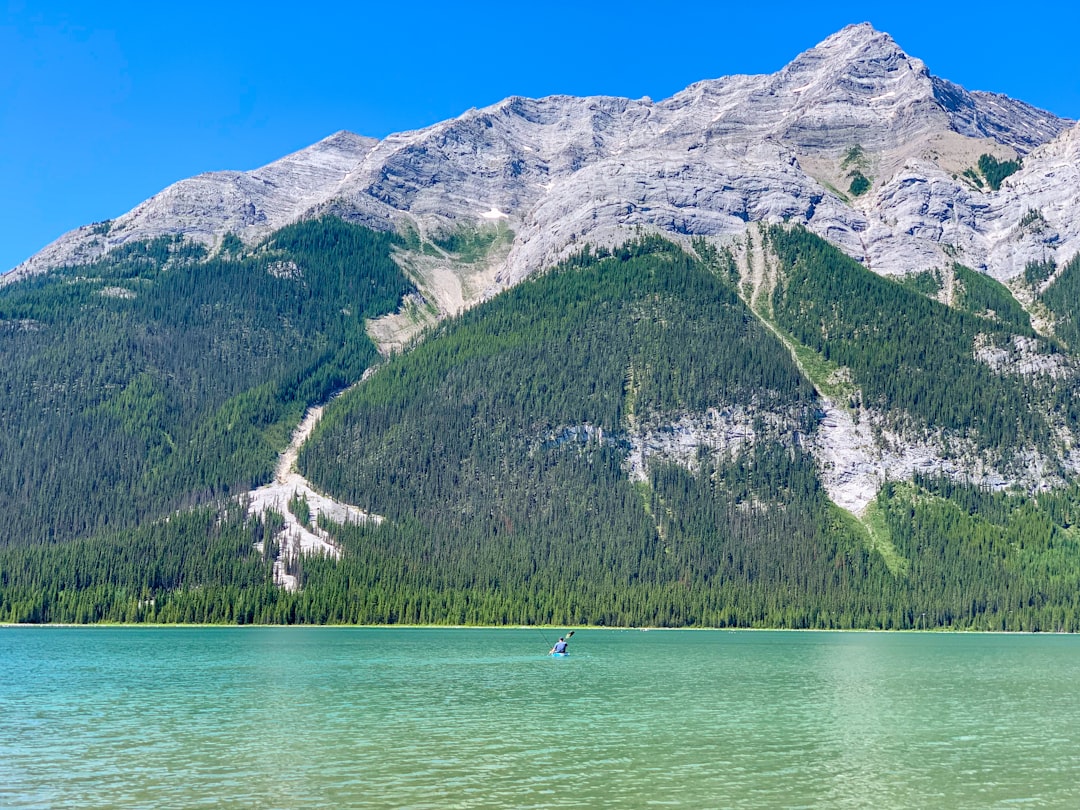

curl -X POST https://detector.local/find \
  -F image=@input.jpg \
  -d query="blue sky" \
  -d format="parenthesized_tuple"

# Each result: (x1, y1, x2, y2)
(3, 1, 1079, 273)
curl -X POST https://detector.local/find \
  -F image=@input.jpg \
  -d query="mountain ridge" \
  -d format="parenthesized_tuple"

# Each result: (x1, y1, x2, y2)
(8, 21, 1080, 525)
(6, 23, 1075, 293)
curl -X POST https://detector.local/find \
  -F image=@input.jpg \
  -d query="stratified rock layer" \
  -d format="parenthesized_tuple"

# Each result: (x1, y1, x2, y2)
(7, 24, 1074, 290)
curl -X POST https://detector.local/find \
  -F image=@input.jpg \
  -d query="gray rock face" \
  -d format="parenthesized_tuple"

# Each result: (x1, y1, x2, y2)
(7, 131, 381, 278)
(8, 23, 1073, 290)
(932, 78, 1070, 153)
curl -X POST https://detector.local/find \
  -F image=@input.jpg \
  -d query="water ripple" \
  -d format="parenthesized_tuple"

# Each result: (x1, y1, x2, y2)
(3, 628, 1080, 808)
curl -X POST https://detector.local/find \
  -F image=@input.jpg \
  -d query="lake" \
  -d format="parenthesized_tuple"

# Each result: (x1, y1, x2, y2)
(2, 627, 1079, 808)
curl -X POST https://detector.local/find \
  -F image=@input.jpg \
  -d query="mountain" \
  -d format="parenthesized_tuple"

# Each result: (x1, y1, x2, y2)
(7, 24, 1076, 294)
(4, 24, 1080, 629)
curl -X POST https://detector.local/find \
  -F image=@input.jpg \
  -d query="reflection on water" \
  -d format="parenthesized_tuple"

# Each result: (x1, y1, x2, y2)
(2, 628, 1079, 808)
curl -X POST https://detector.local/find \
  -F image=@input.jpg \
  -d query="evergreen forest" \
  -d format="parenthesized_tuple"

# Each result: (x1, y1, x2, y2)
(0, 217, 412, 544)
(766, 226, 1076, 458)
(4, 223, 1080, 631)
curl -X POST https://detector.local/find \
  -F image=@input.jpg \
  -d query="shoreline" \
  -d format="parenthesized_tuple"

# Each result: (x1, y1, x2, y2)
(0, 622, 1056, 634)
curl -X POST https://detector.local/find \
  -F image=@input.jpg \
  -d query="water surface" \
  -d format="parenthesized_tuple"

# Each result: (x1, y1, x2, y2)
(2, 628, 1078, 808)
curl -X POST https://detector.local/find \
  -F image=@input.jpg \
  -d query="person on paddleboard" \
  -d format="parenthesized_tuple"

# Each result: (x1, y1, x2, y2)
(550, 637, 569, 655)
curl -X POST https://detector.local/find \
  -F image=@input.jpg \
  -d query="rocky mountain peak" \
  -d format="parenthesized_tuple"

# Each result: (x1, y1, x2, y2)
(4, 24, 1075, 293)
(771, 24, 938, 152)
(656, 23, 940, 157)
(784, 22, 920, 79)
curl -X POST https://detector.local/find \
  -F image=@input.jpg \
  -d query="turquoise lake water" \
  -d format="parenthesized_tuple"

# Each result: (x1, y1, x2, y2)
(2, 627, 1079, 808)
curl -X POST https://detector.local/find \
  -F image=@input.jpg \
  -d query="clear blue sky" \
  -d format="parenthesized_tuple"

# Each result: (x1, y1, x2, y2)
(3, 0, 1079, 273)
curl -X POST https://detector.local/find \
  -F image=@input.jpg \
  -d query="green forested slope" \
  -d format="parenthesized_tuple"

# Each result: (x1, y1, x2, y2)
(0, 217, 412, 545)
(284, 235, 1080, 629)
(1037, 253, 1080, 351)
(5, 228, 1080, 630)
(952, 262, 1032, 329)
(301, 236, 817, 512)
(294, 238, 865, 625)
(876, 477, 1080, 631)
(0, 504, 280, 623)
(767, 226, 1074, 455)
